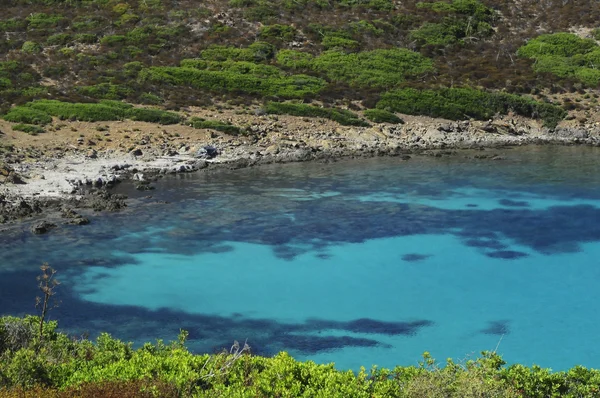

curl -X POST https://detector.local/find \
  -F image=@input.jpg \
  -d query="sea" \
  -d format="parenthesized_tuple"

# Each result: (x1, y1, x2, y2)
(1, 145, 600, 371)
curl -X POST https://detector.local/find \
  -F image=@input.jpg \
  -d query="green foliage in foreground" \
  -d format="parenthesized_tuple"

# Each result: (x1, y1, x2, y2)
(363, 109, 404, 124)
(188, 117, 245, 135)
(265, 102, 370, 126)
(2, 316, 600, 397)
(518, 33, 600, 87)
(2, 100, 182, 125)
(377, 88, 567, 128)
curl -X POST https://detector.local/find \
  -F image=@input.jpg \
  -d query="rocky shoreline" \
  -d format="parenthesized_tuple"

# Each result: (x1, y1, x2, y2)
(1, 116, 599, 231)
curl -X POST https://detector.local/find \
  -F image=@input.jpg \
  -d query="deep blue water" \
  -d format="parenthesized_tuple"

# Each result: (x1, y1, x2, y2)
(2, 146, 600, 370)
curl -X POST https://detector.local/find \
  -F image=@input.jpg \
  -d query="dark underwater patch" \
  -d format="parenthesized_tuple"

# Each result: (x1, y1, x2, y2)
(464, 239, 507, 250)
(270, 334, 383, 354)
(480, 320, 510, 335)
(498, 199, 530, 207)
(486, 250, 529, 259)
(402, 253, 431, 262)
(305, 318, 434, 336)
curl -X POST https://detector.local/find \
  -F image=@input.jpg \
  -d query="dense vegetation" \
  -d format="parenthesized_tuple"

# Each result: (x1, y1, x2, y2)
(2, 315, 600, 397)
(3, 0, 600, 130)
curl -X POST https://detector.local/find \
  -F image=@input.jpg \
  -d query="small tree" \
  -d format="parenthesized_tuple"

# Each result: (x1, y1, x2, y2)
(35, 263, 59, 344)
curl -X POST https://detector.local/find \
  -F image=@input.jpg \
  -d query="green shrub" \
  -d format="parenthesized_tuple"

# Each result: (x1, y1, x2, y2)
(138, 93, 163, 105)
(139, 63, 326, 98)
(411, 0, 496, 47)
(74, 33, 98, 44)
(199, 42, 276, 62)
(321, 35, 360, 50)
(76, 83, 133, 100)
(26, 13, 64, 29)
(21, 41, 42, 54)
(188, 117, 245, 134)
(311, 49, 434, 88)
(518, 33, 600, 87)
(265, 101, 370, 126)
(4, 315, 600, 397)
(518, 33, 597, 58)
(363, 108, 404, 123)
(0, 18, 28, 32)
(100, 35, 127, 47)
(128, 108, 182, 124)
(0, 78, 11, 90)
(276, 50, 315, 70)
(46, 33, 72, 46)
(377, 87, 566, 127)
(4, 100, 181, 125)
(3, 107, 52, 125)
(12, 123, 45, 135)
(259, 24, 297, 41)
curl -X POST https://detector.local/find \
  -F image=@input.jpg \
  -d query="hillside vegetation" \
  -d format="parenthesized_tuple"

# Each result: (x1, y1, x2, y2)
(2, 0, 600, 133)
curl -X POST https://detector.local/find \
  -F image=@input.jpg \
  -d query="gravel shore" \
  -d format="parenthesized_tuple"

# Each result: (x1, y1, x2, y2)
(2, 115, 599, 229)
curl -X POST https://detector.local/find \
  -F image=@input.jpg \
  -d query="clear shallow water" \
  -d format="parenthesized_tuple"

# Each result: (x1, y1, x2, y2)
(2, 146, 600, 370)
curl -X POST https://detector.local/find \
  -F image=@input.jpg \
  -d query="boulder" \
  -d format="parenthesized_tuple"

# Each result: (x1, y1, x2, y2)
(31, 221, 57, 235)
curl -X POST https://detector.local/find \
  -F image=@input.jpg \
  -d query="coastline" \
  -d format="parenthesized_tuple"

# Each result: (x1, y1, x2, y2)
(1, 114, 599, 229)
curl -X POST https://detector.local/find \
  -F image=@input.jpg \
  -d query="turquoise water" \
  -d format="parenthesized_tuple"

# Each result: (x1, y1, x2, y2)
(2, 146, 600, 370)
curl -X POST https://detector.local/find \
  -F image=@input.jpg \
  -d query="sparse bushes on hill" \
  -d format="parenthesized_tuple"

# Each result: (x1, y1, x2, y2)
(363, 109, 404, 124)
(311, 49, 434, 88)
(518, 32, 600, 87)
(377, 87, 567, 127)
(139, 62, 327, 98)
(188, 117, 245, 135)
(265, 101, 369, 126)
(2, 100, 182, 125)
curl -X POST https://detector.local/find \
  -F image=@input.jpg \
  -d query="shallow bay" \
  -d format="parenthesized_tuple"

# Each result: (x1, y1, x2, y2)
(2, 146, 600, 370)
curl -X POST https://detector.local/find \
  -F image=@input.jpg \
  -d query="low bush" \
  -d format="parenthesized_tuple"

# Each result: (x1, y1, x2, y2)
(3, 100, 182, 125)
(518, 33, 600, 87)
(139, 63, 326, 98)
(363, 109, 404, 124)
(3, 107, 53, 125)
(411, 0, 496, 47)
(265, 101, 369, 126)
(377, 87, 567, 127)
(258, 24, 297, 42)
(21, 41, 42, 54)
(188, 117, 245, 135)
(76, 83, 133, 100)
(46, 33, 72, 46)
(311, 49, 434, 88)
(198, 42, 276, 62)
(275, 50, 315, 70)
(12, 124, 45, 135)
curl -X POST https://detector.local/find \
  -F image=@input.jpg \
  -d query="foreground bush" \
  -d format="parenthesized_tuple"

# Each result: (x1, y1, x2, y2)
(265, 101, 370, 126)
(377, 87, 566, 128)
(1, 316, 600, 397)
